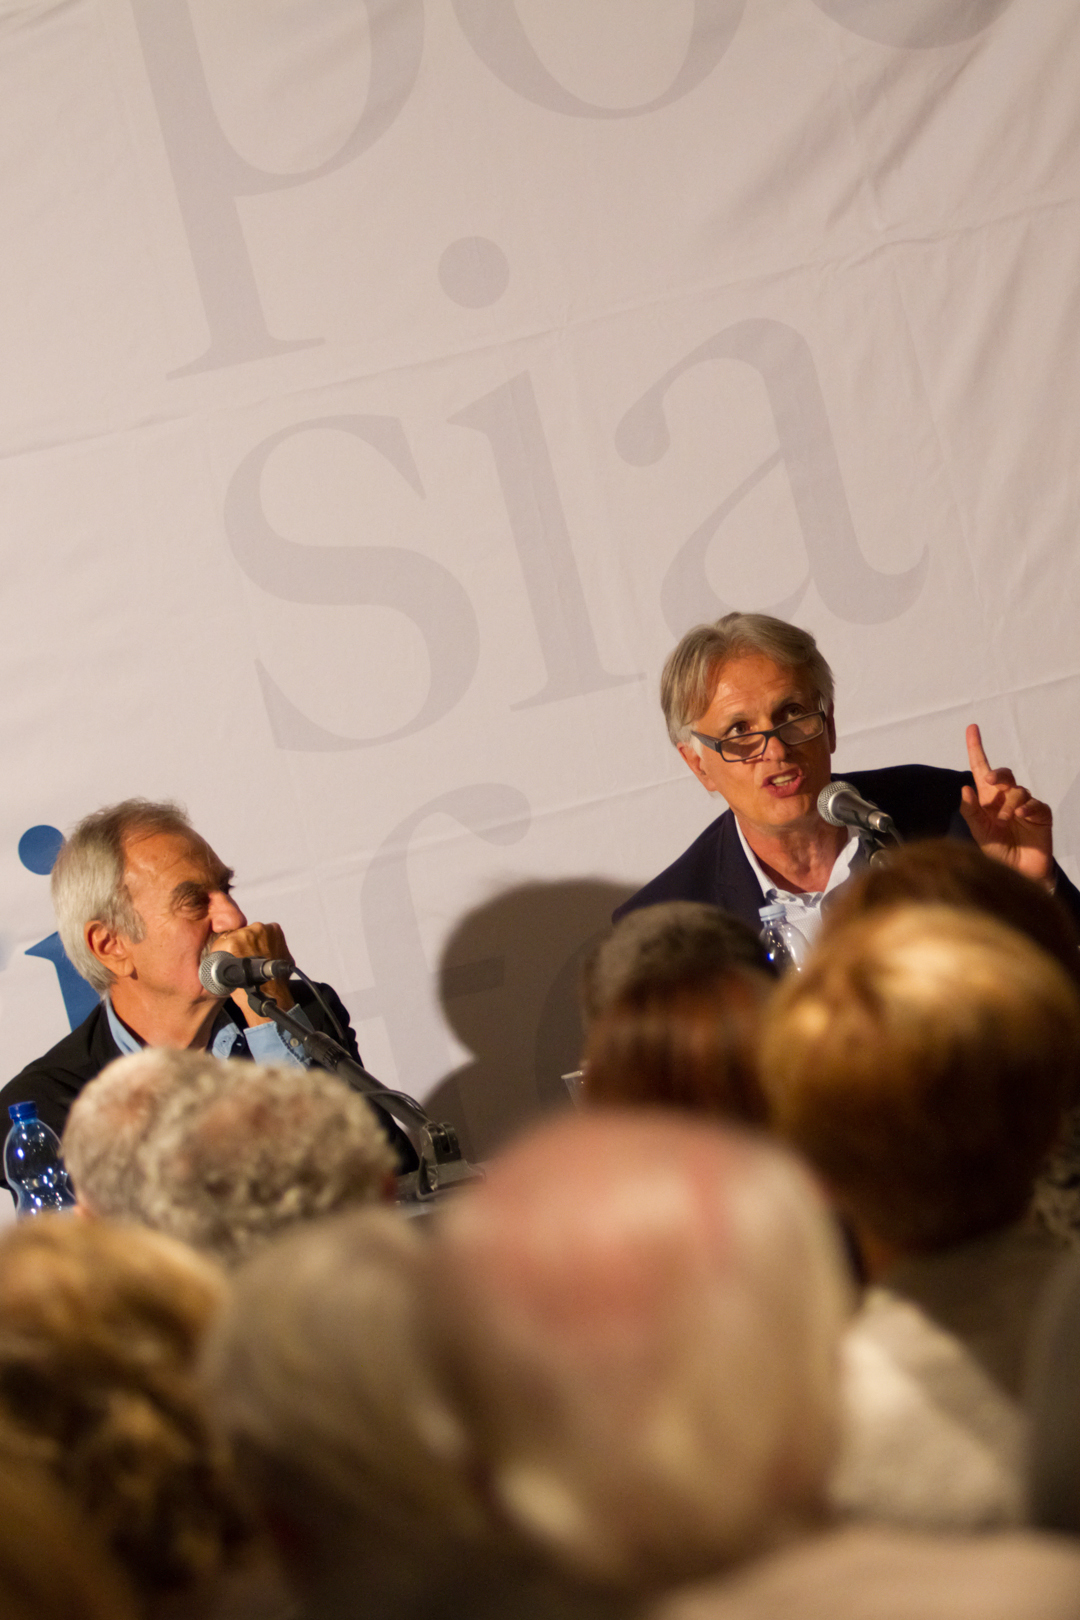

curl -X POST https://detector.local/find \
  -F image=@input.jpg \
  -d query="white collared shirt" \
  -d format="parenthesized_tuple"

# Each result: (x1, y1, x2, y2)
(735, 819, 864, 948)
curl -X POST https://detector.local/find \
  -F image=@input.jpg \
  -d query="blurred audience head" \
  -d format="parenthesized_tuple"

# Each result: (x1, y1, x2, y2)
(0, 1458, 139, 1620)
(63, 1048, 180, 1221)
(762, 904, 1080, 1260)
(427, 1111, 851, 1593)
(204, 1208, 537, 1620)
(823, 837, 1080, 997)
(582, 971, 770, 1124)
(64, 1050, 396, 1265)
(580, 902, 773, 1123)
(580, 902, 771, 1030)
(0, 1215, 248, 1611)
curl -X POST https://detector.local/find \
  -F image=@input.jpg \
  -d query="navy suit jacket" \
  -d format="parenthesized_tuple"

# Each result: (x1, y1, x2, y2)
(614, 764, 1080, 934)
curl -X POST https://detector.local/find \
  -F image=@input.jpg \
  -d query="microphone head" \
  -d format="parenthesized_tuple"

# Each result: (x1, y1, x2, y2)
(817, 780, 854, 828)
(198, 951, 234, 996)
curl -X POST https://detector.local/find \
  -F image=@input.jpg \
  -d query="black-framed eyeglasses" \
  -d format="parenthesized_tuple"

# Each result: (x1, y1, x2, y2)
(691, 710, 826, 763)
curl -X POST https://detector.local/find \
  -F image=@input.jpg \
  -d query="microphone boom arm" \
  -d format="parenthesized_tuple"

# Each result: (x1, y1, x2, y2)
(242, 986, 482, 1199)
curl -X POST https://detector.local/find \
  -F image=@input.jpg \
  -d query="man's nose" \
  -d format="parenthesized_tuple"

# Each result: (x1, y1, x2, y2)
(209, 890, 247, 931)
(759, 729, 789, 762)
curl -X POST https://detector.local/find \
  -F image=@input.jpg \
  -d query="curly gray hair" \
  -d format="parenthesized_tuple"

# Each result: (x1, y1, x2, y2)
(64, 1051, 395, 1265)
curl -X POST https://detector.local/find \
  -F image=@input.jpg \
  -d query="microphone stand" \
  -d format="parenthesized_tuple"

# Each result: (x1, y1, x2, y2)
(858, 823, 903, 866)
(243, 986, 483, 1202)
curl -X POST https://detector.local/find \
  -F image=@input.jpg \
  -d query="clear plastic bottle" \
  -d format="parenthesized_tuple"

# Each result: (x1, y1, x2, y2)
(3, 1102, 76, 1218)
(758, 903, 807, 974)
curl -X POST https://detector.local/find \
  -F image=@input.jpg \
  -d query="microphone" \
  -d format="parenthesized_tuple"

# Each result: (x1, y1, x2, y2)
(199, 951, 294, 997)
(817, 780, 899, 840)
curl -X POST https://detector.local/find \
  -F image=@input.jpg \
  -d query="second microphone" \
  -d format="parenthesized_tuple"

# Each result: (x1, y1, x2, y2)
(199, 951, 295, 997)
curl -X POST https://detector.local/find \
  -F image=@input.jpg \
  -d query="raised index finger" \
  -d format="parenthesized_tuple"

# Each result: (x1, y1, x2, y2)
(966, 722, 992, 781)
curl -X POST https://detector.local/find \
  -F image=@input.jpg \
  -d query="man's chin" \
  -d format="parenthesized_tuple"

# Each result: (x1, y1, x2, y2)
(760, 794, 822, 829)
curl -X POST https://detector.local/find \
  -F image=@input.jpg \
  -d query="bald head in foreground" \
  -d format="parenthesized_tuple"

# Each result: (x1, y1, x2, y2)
(427, 1111, 851, 1592)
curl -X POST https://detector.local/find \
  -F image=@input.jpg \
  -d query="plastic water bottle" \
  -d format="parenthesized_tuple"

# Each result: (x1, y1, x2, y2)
(758, 904, 808, 974)
(4, 1103, 76, 1218)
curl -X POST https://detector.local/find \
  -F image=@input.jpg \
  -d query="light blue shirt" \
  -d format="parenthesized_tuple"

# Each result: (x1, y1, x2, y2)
(104, 994, 313, 1066)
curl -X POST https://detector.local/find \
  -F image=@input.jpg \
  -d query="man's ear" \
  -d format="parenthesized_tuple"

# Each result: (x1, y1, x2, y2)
(826, 704, 837, 752)
(85, 920, 133, 981)
(676, 739, 712, 790)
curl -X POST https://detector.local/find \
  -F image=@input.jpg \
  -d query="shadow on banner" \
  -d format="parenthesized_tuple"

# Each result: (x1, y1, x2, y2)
(429, 878, 632, 1163)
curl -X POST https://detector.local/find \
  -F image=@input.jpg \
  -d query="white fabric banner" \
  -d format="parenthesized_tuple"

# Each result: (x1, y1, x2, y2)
(1, 0, 1077, 1156)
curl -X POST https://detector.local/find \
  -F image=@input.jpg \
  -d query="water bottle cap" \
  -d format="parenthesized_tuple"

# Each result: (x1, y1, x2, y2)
(758, 904, 785, 922)
(7, 1102, 37, 1124)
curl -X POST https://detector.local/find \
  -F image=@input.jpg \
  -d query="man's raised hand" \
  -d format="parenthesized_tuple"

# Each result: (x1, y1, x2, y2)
(960, 722, 1054, 890)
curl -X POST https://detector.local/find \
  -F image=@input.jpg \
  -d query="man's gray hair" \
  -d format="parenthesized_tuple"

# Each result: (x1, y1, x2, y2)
(65, 1051, 395, 1265)
(51, 799, 203, 995)
(660, 613, 835, 746)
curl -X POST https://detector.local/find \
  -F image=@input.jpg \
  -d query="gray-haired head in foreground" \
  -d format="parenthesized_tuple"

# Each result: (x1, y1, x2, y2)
(660, 613, 835, 747)
(51, 798, 206, 994)
(64, 1050, 395, 1266)
(62, 1047, 191, 1222)
(580, 900, 771, 1031)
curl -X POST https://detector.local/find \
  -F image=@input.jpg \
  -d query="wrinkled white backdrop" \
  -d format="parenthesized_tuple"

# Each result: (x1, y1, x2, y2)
(2, 0, 1078, 1157)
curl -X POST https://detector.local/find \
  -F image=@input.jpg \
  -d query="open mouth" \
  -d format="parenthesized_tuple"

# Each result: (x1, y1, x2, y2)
(765, 769, 803, 794)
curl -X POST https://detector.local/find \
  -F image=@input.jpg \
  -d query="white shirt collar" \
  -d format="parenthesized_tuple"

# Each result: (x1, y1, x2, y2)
(734, 818, 862, 945)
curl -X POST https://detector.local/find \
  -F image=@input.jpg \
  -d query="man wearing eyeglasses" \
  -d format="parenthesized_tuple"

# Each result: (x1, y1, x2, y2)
(614, 612, 1080, 938)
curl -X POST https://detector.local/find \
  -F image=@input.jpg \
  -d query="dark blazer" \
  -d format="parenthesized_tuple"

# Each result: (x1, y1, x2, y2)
(614, 764, 1080, 933)
(0, 980, 418, 1172)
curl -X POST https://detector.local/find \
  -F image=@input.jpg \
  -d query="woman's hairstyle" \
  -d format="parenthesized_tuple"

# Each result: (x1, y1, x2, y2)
(583, 968, 771, 1126)
(0, 1216, 252, 1603)
(762, 904, 1080, 1251)
(821, 836, 1080, 996)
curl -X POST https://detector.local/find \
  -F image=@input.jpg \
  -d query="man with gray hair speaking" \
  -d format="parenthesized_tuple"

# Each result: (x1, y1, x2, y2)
(616, 612, 1080, 938)
(1, 798, 414, 1166)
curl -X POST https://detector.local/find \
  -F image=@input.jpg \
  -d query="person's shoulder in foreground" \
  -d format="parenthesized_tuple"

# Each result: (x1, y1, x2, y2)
(653, 1525, 1080, 1620)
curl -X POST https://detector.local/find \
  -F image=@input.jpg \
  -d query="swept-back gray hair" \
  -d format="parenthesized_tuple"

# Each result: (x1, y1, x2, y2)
(51, 799, 204, 995)
(660, 613, 835, 746)
(65, 1050, 395, 1266)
